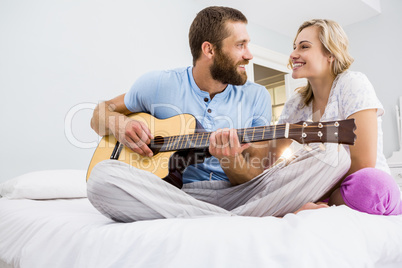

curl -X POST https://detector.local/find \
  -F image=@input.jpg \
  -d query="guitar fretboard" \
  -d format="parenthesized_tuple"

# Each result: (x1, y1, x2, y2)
(153, 124, 290, 152)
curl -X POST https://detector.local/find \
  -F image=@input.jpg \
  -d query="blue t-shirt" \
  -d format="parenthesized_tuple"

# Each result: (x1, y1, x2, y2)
(124, 66, 272, 183)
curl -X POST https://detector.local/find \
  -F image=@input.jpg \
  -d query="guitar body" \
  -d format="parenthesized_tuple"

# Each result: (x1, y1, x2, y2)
(86, 113, 198, 182)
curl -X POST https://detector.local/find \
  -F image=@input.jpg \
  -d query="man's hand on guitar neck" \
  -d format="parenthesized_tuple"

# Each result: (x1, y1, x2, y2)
(209, 128, 269, 186)
(209, 128, 250, 159)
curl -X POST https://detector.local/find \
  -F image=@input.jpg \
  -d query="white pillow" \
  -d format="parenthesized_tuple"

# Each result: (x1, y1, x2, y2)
(0, 169, 87, 199)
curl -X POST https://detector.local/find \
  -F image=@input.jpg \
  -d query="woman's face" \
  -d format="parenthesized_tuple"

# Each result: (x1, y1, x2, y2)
(290, 26, 333, 80)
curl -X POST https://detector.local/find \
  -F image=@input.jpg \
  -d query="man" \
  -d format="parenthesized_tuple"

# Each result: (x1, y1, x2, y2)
(87, 6, 272, 222)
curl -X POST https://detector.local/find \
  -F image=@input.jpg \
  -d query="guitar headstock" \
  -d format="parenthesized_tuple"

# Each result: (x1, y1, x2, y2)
(288, 119, 356, 145)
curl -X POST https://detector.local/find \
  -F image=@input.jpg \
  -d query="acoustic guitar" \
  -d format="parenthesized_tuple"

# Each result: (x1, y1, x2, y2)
(86, 113, 356, 188)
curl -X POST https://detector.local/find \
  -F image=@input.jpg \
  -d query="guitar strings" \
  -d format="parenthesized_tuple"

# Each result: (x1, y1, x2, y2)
(151, 124, 332, 148)
(151, 125, 329, 143)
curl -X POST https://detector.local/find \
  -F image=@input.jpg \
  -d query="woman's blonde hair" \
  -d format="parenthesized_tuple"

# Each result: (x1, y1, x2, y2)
(290, 19, 354, 106)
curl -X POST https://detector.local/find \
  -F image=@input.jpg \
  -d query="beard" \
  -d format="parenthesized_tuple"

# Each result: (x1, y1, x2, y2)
(210, 49, 248, 86)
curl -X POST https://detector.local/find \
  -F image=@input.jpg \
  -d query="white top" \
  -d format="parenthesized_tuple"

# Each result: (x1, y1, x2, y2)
(279, 70, 390, 173)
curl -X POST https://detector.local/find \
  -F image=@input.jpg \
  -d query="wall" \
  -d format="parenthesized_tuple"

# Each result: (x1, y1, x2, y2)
(4, 0, 398, 184)
(344, 0, 402, 158)
(0, 0, 291, 182)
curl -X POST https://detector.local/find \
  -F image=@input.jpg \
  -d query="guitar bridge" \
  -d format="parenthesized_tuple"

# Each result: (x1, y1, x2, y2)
(110, 142, 123, 160)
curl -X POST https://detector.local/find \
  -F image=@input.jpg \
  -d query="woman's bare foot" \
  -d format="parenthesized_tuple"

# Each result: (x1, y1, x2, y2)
(294, 202, 329, 214)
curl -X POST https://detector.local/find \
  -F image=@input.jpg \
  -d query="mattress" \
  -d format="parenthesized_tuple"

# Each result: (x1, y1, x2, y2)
(1, 197, 402, 268)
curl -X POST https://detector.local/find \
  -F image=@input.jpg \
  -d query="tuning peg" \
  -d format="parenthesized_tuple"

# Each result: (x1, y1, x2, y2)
(319, 143, 326, 151)
(303, 144, 312, 151)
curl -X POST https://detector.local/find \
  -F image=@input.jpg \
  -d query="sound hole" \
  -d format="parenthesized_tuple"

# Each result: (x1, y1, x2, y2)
(149, 136, 164, 155)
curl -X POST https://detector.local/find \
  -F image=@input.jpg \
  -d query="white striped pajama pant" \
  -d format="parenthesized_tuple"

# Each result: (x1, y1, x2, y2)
(87, 144, 351, 221)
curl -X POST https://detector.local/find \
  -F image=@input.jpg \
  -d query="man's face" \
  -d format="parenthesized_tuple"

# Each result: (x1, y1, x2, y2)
(210, 22, 253, 86)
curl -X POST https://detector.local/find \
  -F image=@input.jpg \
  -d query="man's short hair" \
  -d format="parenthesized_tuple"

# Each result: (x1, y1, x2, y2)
(189, 6, 247, 66)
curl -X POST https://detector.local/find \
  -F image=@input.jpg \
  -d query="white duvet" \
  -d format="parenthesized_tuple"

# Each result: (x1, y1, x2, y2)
(1, 198, 402, 268)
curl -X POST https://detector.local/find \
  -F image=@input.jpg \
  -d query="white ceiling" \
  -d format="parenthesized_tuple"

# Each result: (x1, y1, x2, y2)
(194, 0, 381, 37)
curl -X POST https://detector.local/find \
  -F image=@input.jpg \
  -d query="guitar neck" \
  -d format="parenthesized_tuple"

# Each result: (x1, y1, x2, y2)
(152, 118, 356, 152)
(154, 124, 289, 152)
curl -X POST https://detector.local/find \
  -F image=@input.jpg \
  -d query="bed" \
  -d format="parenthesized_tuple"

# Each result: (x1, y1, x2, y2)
(1, 169, 402, 268)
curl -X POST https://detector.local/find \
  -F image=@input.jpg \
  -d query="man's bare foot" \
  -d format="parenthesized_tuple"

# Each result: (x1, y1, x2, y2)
(294, 202, 329, 214)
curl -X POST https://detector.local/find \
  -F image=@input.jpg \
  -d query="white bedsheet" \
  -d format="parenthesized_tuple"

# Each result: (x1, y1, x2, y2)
(1, 198, 402, 268)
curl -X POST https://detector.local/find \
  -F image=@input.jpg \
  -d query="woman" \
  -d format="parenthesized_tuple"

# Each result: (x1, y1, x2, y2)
(281, 19, 401, 215)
